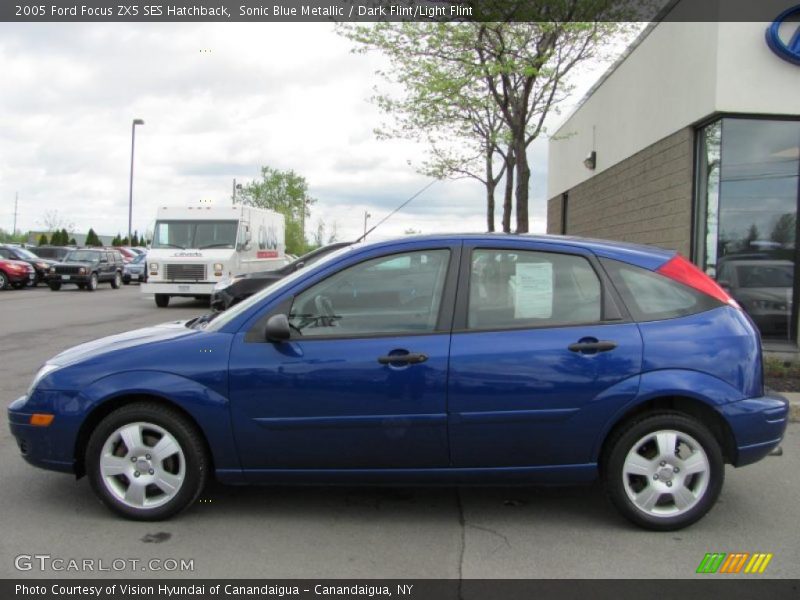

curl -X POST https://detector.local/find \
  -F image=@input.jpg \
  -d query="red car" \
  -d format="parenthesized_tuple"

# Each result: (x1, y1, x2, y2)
(111, 247, 137, 263)
(0, 258, 35, 289)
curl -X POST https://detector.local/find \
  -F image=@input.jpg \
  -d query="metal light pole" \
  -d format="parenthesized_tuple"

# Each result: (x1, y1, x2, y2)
(128, 119, 145, 243)
(363, 211, 371, 238)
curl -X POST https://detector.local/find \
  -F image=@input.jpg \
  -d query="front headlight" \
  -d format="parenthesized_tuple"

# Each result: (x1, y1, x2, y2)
(213, 277, 240, 292)
(27, 364, 61, 397)
(49, 267, 55, 273)
(149, 263, 158, 271)
(78, 267, 86, 274)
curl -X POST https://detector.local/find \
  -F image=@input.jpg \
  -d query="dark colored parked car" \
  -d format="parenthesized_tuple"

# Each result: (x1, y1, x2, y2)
(30, 245, 72, 262)
(211, 242, 351, 311)
(123, 253, 148, 284)
(48, 248, 124, 291)
(716, 259, 793, 338)
(0, 245, 56, 285)
(9, 234, 788, 529)
(0, 258, 35, 289)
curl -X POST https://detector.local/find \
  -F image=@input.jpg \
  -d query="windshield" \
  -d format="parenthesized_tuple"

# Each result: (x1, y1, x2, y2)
(151, 220, 238, 250)
(131, 253, 146, 264)
(65, 250, 101, 262)
(737, 264, 793, 288)
(15, 247, 38, 259)
(205, 245, 356, 332)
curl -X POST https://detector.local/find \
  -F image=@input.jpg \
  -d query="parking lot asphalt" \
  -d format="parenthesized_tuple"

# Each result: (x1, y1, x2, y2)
(1, 285, 798, 579)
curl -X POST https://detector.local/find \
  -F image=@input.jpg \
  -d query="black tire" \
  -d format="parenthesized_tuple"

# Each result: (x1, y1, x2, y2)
(87, 273, 98, 291)
(602, 411, 724, 531)
(0, 272, 8, 289)
(12, 282, 24, 289)
(111, 271, 122, 289)
(85, 402, 209, 521)
(155, 294, 170, 308)
(77, 283, 86, 290)
(49, 281, 61, 291)
(123, 276, 131, 285)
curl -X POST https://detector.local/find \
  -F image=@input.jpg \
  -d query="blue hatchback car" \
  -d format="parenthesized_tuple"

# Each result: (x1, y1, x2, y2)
(9, 234, 789, 529)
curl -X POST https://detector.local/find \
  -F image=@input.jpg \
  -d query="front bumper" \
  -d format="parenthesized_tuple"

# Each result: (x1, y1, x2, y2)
(718, 392, 790, 467)
(142, 282, 214, 296)
(48, 273, 92, 285)
(8, 395, 76, 474)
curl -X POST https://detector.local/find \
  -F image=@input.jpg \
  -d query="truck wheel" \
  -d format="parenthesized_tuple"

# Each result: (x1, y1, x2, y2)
(602, 412, 723, 531)
(49, 281, 61, 291)
(155, 294, 170, 308)
(85, 402, 209, 520)
(111, 272, 122, 289)
(87, 273, 98, 291)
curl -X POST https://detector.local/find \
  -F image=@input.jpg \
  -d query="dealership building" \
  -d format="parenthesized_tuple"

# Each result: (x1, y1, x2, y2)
(547, 0, 800, 347)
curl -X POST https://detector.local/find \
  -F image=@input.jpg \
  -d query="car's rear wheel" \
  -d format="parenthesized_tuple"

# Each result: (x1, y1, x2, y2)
(85, 403, 208, 520)
(48, 281, 61, 291)
(155, 294, 170, 307)
(0, 272, 8, 289)
(111, 272, 122, 289)
(603, 411, 723, 531)
(87, 273, 98, 291)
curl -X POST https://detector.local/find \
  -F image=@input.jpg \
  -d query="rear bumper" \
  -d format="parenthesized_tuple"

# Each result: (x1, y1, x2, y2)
(142, 282, 213, 296)
(718, 392, 789, 467)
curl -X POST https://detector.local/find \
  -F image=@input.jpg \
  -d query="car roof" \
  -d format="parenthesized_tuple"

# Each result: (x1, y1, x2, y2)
(356, 233, 675, 271)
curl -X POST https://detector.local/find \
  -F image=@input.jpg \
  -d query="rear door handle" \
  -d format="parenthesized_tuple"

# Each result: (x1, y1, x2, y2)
(377, 353, 428, 365)
(568, 340, 617, 353)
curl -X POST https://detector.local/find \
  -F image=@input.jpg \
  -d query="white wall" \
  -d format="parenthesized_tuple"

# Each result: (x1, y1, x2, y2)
(548, 11, 800, 199)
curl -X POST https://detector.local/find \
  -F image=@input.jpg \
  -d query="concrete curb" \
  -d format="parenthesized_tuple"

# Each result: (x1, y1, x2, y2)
(775, 392, 800, 423)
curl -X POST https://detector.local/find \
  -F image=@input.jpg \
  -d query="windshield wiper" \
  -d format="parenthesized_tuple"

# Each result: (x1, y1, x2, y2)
(198, 243, 234, 249)
(186, 312, 220, 329)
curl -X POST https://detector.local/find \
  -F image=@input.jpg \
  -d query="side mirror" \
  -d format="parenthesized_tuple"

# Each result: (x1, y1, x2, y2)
(265, 314, 291, 342)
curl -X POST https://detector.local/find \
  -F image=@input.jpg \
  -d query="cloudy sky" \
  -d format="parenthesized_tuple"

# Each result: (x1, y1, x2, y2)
(0, 22, 627, 242)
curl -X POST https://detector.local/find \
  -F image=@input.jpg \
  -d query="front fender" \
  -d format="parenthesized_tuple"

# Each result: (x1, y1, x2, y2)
(590, 369, 746, 461)
(79, 370, 241, 472)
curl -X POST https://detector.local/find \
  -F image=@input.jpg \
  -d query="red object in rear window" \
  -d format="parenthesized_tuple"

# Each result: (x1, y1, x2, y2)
(656, 254, 740, 308)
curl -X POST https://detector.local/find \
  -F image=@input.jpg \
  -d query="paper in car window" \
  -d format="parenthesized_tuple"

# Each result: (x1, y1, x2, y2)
(513, 262, 553, 319)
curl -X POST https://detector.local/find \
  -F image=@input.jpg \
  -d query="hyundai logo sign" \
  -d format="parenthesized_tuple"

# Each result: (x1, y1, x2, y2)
(766, 5, 800, 65)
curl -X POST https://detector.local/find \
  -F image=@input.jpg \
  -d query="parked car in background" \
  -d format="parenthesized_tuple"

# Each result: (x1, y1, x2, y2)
(123, 253, 148, 285)
(9, 234, 787, 529)
(110, 247, 137, 263)
(0, 245, 55, 285)
(211, 242, 351, 311)
(0, 258, 35, 289)
(30, 245, 72, 262)
(716, 259, 794, 337)
(48, 248, 124, 291)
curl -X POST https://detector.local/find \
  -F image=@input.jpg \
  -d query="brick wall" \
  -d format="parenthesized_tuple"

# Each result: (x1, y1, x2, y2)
(547, 127, 695, 256)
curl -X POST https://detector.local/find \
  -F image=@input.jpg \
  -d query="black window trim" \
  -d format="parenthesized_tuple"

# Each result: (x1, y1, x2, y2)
(245, 244, 463, 343)
(452, 244, 630, 335)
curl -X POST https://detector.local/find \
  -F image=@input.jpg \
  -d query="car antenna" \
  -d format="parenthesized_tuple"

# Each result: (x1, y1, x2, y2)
(355, 179, 437, 243)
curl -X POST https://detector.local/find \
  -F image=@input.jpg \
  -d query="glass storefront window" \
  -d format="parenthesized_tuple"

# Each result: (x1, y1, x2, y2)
(696, 118, 800, 342)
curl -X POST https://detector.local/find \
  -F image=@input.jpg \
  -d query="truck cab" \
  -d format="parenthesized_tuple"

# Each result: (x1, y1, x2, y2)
(142, 203, 285, 307)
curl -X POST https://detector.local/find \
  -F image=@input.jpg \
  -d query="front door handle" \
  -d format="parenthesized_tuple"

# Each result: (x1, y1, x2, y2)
(377, 352, 428, 365)
(568, 340, 617, 354)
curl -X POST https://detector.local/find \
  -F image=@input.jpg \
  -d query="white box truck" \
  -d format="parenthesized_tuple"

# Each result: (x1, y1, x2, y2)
(142, 202, 285, 307)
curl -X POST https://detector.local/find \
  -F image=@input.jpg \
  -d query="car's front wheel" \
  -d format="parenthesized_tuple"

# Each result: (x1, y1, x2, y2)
(111, 271, 122, 289)
(48, 281, 61, 291)
(603, 411, 723, 531)
(87, 273, 98, 291)
(85, 403, 208, 520)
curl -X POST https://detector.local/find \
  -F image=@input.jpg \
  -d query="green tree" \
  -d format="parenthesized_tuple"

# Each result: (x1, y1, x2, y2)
(38, 233, 49, 246)
(111, 234, 121, 246)
(342, 7, 635, 232)
(131, 231, 140, 247)
(68, 237, 77, 246)
(85, 228, 101, 247)
(59, 228, 69, 246)
(239, 166, 316, 255)
(770, 213, 795, 247)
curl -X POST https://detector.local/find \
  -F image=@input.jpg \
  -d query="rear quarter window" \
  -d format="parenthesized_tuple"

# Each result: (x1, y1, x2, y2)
(601, 258, 721, 322)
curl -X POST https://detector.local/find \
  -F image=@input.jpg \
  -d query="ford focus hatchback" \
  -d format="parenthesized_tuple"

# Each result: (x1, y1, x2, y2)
(8, 235, 788, 529)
